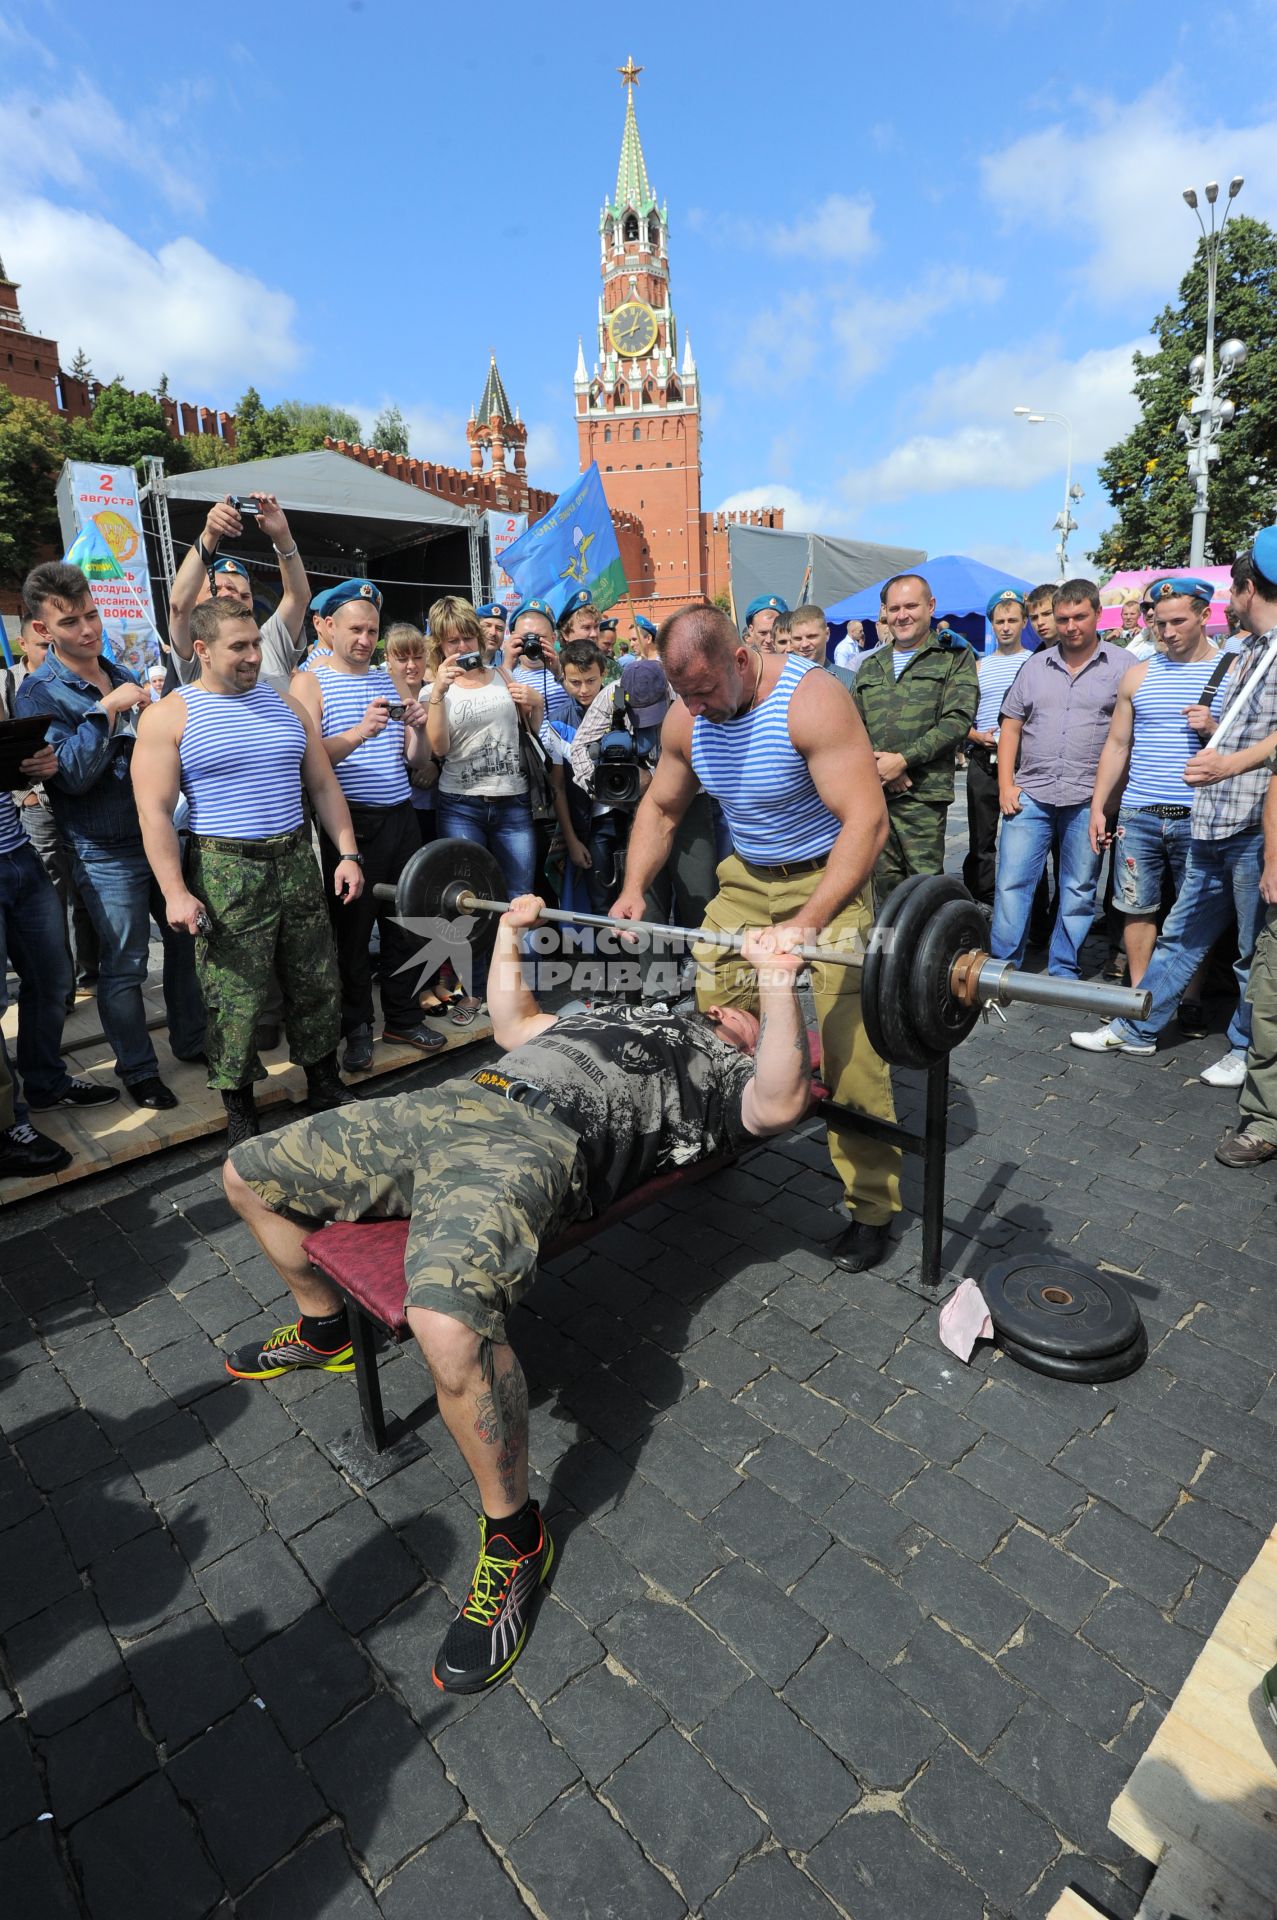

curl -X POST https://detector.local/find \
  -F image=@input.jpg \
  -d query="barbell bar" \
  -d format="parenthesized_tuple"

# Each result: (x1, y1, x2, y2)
(374, 841, 1151, 1070)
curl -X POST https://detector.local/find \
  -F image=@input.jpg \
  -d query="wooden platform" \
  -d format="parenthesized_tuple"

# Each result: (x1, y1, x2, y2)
(1, 983, 491, 1209)
(1108, 1526, 1277, 1920)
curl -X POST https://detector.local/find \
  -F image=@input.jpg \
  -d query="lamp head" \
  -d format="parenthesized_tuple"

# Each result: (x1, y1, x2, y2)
(1188, 352, 1206, 384)
(1219, 337, 1248, 370)
(1012, 405, 1031, 416)
(1218, 399, 1237, 427)
(1183, 188, 1198, 209)
(1228, 175, 1244, 198)
(1175, 413, 1193, 436)
(1205, 181, 1220, 205)
(1028, 412, 1046, 423)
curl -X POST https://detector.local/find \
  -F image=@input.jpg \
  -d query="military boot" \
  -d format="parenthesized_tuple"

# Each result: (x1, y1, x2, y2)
(304, 1052, 351, 1115)
(221, 1087, 260, 1150)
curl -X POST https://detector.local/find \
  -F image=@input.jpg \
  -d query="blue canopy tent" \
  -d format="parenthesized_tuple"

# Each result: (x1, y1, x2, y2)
(825, 553, 1038, 654)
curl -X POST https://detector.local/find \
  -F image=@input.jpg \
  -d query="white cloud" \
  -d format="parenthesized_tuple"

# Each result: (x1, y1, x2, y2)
(981, 80, 1277, 296)
(715, 483, 846, 535)
(763, 193, 876, 263)
(831, 267, 1003, 386)
(730, 291, 820, 391)
(0, 74, 203, 217)
(4, 197, 301, 395)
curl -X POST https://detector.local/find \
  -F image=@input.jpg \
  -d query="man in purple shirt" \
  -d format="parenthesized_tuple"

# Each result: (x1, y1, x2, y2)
(990, 579, 1128, 978)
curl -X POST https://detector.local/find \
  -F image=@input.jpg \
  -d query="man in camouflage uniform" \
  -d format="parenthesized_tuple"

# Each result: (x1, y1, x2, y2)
(853, 572, 979, 903)
(223, 899, 814, 1694)
(132, 600, 367, 1144)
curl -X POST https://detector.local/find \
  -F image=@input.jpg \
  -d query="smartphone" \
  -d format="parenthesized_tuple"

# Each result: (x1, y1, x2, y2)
(230, 497, 261, 517)
(385, 702, 408, 721)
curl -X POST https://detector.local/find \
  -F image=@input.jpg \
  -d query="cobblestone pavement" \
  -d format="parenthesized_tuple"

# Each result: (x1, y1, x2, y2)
(3, 917, 1276, 1916)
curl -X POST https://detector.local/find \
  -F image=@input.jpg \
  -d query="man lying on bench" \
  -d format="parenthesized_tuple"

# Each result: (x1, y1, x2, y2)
(223, 897, 813, 1693)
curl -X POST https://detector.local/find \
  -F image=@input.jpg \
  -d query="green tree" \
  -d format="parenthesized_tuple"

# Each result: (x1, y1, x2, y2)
(231, 387, 360, 458)
(69, 346, 93, 382)
(274, 399, 361, 449)
(68, 380, 192, 473)
(370, 403, 409, 455)
(182, 433, 240, 470)
(0, 391, 68, 584)
(1094, 215, 1277, 570)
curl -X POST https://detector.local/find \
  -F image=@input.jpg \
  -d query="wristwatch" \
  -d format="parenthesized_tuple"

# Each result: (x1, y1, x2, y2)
(341, 850, 365, 867)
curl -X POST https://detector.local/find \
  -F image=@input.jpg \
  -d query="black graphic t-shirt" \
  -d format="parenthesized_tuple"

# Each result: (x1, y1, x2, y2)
(493, 1005, 756, 1211)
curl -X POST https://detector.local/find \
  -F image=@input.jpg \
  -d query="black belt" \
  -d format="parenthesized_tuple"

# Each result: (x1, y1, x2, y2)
(739, 854, 827, 879)
(469, 1067, 571, 1125)
(1130, 804, 1191, 820)
(190, 825, 305, 859)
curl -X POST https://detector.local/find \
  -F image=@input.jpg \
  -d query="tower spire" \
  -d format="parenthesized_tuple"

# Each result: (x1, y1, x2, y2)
(612, 56, 655, 217)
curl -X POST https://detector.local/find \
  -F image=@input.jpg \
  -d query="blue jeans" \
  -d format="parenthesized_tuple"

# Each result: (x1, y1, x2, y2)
(434, 793, 537, 997)
(70, 840, 206, 1086)
(1113, 808, 1192, 916)
(991, 794, 1102, 979)
(0, 842, 74, 1111)
(1112, 827, 1264, 1050)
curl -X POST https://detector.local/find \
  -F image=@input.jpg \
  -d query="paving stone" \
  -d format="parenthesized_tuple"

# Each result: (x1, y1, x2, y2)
(989, 1524, 1109, 1632)
(360, 1584, 482, 1727)
(703, 1850, 842, 1920)
(736, 1367, 846, 1449)
(0, 1717, 46, 1836)
(240, 1608, 370, 1753)
(1155, 1379, 1276, 1474)
(804, 1352, 900, 1424)
(1082, 1588, 1203, 1699)
(986, 1699, 1131, 1864)
(0, 1447, 42, 1534)
(784, 1639, 942, 1789)
(605, 1723, 764, 1911)
(541, 1522, 635, 1627)
(39, 1691, 154, 1827)
(397, 1490, 482, 1606)
(741, 1431, 850, 1517)
(1099, 1404, 1208, 1486)
(893, 1616, 1023, 1754)
(731, 1305, 835, 1380)
(807, 1806, 984, 1920)
(907, 1736, 1060, 1906)
(286, 1499, 420, 1633)
(818, 1415, 923, 1496)
(666, 1384, 768, 1464)
(115, 1291, 198, 1358)
(1174, 1562, 1236, 1638)
(682, 1331, 767, 1396)
(1055, 1432, 1183, 1528)
(159, 1466, 266, 1574)
(195, 1530, 317, 1652)
(91, 1529, 203, 1640)
(238, 1436, 355, 1539)
(628, 1417, 743, 1517)
(125, 1609, 250, 1751)
(512, 1592, 604, 1703)
(195, 1380, 299, 1468)
(434, 1683, 578, 1844)
(237, 1827, 381, 1920)
(708, 1477, 831, 1588)
(166, 1699, 324, 1893)
(118, 1408, 224, 1503)
(360, 1448, 454, 1529)
(957, 1433, 1086, 1535)
(541, 1660, 667, 1785)
(1026, 1855, 1146, 1920)
(0, 1508, 79, 1632)
(508, 1782, 685, 1920)
(49, 1464, 157, 1568)
(691, 1558, 824, 1687)
(379, 1819, 532, 1920)
(792, 1542, 922, 1667)
(901, 1538, 1029, 1655)
(51, 1330, 172, 1437)
(600, 1596, 748, 1729)
(1160, 1494, 1265, 1581)
(894, 1462, 1014, 1560)
(0, 1824, 79, 1920)
(70, 1771, 225, 1920)
(16, 1408, 117, 1491)
(1000, 1613, 1142, 1743)
(3, 1589, 127, 1736)
(1188, 1453, 1277, 1532)
(1063, 1501, 1194, 1610)
(594, 1478, 724, 1599)
(305, 1690, 461, 1879)
(1153, 1328, 1271, 1410)
(697, 1678, 858, 1852)
(559, 1369, 657, 1450)
(885, 1336, 985, 1408)
(877, 1391, 979, 1466)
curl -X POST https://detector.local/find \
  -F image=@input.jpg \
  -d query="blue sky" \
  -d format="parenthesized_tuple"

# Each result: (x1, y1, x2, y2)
(3, 0, 1276, 582)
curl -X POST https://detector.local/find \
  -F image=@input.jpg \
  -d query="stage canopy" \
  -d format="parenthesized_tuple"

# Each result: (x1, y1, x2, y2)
(728, 522, 926, 620)
(825, 552, 1034, 624)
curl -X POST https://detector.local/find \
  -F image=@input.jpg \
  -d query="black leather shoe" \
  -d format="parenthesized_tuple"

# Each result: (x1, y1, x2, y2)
(0, 1122, 72, 1177)
(831, 1218, 892, 1273)
(125, 1076, 179, 1111)
(1177, 1000, 1208, 1039)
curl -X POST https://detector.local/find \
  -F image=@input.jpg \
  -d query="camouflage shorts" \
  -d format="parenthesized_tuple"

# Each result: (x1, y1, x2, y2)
(229, 1081, 589, 1344)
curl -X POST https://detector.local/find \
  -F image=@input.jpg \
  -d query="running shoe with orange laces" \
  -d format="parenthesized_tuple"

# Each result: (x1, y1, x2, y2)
(224, 1321, 355, 1380)
(432, 1506, 554, 1693)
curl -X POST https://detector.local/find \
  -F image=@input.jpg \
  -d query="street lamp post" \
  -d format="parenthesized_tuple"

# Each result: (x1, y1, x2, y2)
(1013, 406, 1084, 578)
(1179, 177, 1245, 568)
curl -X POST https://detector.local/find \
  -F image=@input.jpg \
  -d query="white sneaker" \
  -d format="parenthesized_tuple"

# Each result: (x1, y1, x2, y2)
(1070, 1023, 1156, 1056)
(1200, 1048, 1247, 1088)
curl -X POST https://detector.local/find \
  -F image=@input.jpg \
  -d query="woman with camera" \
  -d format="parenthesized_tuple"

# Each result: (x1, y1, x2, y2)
(426, 597, 544, 1025)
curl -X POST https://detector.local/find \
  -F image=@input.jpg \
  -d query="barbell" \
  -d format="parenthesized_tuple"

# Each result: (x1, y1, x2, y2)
(375, 840, 1150, 1070)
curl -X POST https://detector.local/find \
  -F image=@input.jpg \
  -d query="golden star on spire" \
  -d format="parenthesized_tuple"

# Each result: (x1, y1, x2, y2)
(617, 57, 642, 88)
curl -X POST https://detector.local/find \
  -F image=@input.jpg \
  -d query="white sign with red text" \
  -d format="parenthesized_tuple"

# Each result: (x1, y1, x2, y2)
(486, 510, 529, 618)
(64, 462, 161, 674)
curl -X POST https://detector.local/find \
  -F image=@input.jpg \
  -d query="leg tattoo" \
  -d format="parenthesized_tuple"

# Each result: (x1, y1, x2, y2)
(472, 1358, 530, 1507)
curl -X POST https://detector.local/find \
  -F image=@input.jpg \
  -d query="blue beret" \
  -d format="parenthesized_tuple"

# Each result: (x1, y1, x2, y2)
(1150, 576, 1213, 606)
(635, 614, 657, 637)
(985, 588, 1025, 619)
(744, 594, 788, 622)
(559, 588, 595, 620)
(212, 558, 250, 580)
(599, 616, 619, 632)
(511, 597, 555, 624)
(1252, 525, 1277, 580)
(475, 602, 506, 622)
(312, 578, 383, 617)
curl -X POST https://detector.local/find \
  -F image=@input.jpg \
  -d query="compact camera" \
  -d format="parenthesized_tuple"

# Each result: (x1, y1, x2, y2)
(455, 651, 483, 673)
(385, 702, 408, 721)
(230, 496, 261, 517)
(518, 637, 545, 659)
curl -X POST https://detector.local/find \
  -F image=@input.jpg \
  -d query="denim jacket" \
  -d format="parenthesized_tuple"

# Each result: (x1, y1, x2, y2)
(15, 651, 143, 848)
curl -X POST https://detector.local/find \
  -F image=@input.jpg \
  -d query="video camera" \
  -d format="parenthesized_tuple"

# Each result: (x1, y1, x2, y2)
(593, 727, 645, 808)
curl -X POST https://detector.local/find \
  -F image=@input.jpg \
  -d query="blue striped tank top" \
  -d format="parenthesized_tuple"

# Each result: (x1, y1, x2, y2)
(0, 791, 29, 857)
(690, 654, 840, 862)
(178, 684, 306, 838)
(1125, 651, 1223, 808)
(313, 665, 411, 806)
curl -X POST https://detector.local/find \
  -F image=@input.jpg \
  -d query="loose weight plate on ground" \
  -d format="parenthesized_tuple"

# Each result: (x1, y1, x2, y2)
(998, 1322, 1148, 1383)
(981, 1256, 1143, 1361)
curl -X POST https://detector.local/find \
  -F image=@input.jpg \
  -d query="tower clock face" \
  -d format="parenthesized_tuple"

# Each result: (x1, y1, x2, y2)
(608, 300, 658, 359)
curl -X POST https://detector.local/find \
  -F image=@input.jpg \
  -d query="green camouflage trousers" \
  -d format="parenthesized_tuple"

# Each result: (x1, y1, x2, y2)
(189, 831, 340, 1091)
(873, 795, 950, 905)
(229, 1082, 589, 1344)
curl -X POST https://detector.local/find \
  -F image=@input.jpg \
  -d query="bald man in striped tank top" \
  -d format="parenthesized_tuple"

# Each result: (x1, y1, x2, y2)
(613, 605, 902, 1272)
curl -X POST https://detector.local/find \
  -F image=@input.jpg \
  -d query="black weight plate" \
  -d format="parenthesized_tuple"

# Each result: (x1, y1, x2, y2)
(395, 839, 505, 960)
(908, 895, 988, 1060)
(863, 873, 939, 1069)
(982, 1257, 1142, 1360)
(999, 1321, 1148, 1383)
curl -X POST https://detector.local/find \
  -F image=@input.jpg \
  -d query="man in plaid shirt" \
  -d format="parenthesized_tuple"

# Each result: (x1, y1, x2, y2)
(1071, 528, 1277, 1085)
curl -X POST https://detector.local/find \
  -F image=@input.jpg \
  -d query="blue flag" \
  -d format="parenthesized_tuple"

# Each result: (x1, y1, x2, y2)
(499, 463, 626, 618)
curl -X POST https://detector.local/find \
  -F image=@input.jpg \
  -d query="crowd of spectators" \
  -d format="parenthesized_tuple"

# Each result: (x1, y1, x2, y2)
(3, 498, 1276, 1184)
